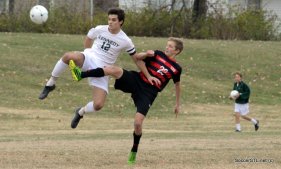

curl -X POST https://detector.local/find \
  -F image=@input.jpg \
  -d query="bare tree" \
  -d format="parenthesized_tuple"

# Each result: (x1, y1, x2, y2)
(247, 0, 261, 10)
(8, 0, 14, 14)
(192, 0, 207, 38)
(170, 0, 176, 11)
(192, 0, 207, 24)
(170, 0, 187, 36)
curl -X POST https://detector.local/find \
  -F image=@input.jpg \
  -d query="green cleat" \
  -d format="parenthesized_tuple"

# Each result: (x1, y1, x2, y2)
(127, 152, 137, 165)
(69, 60, 82, 81)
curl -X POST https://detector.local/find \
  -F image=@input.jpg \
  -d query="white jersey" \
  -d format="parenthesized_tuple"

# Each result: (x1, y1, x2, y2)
(86, 25, 136, 66)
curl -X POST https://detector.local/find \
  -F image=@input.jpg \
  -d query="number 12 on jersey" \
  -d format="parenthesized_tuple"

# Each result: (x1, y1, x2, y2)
(101, 42, 110, 51)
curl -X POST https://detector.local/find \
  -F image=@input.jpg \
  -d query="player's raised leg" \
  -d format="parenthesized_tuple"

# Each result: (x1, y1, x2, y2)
(69, 60, 123, 81)
(71, 86, 107, 128)
(128, 113, 145, 165)
(69, 60, 82, 81)
(39, 52, 85, 100)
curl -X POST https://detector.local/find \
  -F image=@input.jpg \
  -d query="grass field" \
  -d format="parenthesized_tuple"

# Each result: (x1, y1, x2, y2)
(0, 32, 281, 169)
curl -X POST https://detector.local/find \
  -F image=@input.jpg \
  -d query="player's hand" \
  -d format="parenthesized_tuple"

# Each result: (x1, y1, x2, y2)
(174, 105, 180, 118)
(146, 50, 154, 57)
(147, 76, 161, 86)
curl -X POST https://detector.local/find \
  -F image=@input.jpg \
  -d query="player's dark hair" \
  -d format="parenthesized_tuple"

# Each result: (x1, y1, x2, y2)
(168, 37, 184, 55)
(234, 72, 243, 78)
(108, 8, 125, 26)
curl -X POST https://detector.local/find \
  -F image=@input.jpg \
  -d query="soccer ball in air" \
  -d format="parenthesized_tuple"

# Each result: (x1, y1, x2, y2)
(30, 5, 48, 24)
(230, 90, 239, 100)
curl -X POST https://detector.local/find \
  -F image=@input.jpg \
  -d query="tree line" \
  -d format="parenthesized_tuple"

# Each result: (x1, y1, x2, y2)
(0, 0, 280, 40)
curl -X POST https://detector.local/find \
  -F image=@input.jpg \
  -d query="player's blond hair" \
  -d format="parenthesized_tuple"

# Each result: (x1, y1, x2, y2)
(168, 37, 184, 55)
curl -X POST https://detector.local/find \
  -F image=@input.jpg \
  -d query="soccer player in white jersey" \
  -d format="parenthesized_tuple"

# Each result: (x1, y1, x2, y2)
(38, 8, 159, 126)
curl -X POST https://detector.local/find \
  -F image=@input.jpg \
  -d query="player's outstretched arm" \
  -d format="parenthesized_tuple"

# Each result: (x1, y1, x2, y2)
(174, 82, 181, 118)
(131, 53, 161, 86)
(135, 50, 154, 60)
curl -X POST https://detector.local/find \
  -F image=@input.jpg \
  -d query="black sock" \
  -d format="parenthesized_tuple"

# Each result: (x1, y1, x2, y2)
(131, 132, 142, 152)
(81, 68, 105, 78)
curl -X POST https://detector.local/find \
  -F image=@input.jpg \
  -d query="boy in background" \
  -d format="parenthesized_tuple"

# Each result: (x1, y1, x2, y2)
(230, 72, 259, 132)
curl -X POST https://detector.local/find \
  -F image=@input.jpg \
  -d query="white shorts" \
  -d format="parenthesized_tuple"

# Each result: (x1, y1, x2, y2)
(81, 49, 109, 93)
(234, 103, 249, 116)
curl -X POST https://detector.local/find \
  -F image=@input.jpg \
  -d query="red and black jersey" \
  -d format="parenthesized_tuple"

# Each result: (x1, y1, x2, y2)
(139, 50, 182, 92)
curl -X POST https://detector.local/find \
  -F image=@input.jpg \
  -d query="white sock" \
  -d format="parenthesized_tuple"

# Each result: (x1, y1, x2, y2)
(52, 59, 68, 77)
(79, 101, 96, 116)
(46, 59, 68, 86)
(78, 107, 85, 116)
(236, 124, 241, 131)
(251, 118, 257, 124)
(46, 76, 58, 86)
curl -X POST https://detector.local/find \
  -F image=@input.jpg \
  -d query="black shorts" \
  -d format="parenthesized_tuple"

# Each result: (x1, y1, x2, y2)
(114, 69, 158, 116)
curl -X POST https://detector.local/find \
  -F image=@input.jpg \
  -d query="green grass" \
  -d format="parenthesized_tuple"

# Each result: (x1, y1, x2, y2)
(0, 33, 281, 169)
(0, 32, 280, 116)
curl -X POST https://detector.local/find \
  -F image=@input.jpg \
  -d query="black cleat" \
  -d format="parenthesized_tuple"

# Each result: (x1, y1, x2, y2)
(38, 85, 56, 100)
(235, 129, 241, 132)
(71, 107, 83, 129)
(255, 120, 259, 131)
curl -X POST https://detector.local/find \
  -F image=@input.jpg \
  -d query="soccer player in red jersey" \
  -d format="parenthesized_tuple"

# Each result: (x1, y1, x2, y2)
(70, 37, 183, 164)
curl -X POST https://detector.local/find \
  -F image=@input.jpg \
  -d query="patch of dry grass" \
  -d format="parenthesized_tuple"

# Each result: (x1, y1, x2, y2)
(0, 104, 280, 169)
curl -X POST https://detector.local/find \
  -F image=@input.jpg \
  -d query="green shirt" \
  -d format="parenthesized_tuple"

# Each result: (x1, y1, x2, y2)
(233, 81, 250, 104)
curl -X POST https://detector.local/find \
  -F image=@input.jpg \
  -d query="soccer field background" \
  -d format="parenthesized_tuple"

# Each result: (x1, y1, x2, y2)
(0, 32, 280, 169)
